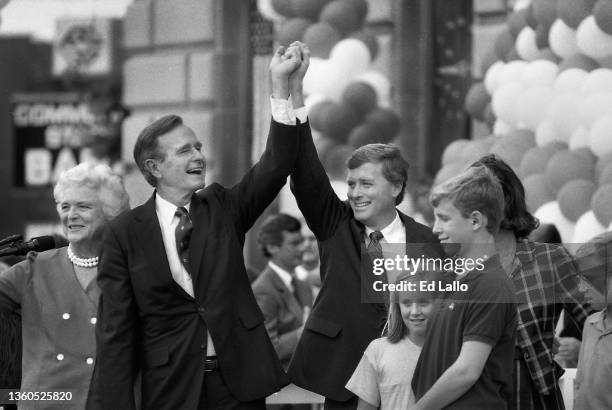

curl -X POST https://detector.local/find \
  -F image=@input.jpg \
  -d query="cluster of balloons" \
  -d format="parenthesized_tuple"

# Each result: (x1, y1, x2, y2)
(454, 0, 612, 242)
(258, 0, 403, 180)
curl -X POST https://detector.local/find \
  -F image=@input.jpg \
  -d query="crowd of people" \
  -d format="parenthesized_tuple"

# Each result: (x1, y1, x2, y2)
(0, 41, 609, 410)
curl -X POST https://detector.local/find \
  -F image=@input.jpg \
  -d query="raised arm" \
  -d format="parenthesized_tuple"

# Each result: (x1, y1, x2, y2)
(87, 226, 139, 410)
(0, 256, 33, 313)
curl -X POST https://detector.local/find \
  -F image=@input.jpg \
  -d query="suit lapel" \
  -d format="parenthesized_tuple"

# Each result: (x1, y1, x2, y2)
(188, 193, 211, 285)
(267, 268, 303, 319)
(134, 193, 192, 300)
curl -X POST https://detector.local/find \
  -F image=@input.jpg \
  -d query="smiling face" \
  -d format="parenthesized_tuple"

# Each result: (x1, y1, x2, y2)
(432, 198, 477, 257)
(150, 125, 206, 202)
(346, 162, 401, 230)
(398, 293, 433, 342)
(57, 185, 107, 249)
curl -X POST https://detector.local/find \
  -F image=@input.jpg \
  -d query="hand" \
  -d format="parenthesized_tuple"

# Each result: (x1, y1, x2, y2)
(269, 46, 301, 99)
(287, 41, 310, 108)
(555, 337, 580, 367)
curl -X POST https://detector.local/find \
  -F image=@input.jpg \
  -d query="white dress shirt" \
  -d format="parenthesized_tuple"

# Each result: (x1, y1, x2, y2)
(268, 261, 295, 293)
(270, 97, 308, 125)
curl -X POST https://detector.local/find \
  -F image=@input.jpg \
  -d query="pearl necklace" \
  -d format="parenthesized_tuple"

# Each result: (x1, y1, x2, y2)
(67, 245, 99, 268)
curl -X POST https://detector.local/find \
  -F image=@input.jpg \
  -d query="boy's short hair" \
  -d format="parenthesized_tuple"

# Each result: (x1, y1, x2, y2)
(430, 165, 504, 235)
(347, 144, 409, 205)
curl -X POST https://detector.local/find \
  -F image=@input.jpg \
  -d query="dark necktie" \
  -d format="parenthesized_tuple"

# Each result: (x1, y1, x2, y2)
(175, 206, 193, 274)
(291, 276, 302, 306)
(367, 231, 384, 260)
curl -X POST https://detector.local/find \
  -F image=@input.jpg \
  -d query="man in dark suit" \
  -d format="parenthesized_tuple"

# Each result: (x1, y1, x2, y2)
(283, 42, 444, 409)
(87, 46, 309, 410)
(252, 213, 314, 370)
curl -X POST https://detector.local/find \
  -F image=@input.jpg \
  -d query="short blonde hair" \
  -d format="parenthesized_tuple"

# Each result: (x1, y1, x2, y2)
(53, 162, 130, 219)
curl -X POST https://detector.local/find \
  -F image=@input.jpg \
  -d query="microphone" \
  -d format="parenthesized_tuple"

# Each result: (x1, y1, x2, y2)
(0, 236, 57, 257)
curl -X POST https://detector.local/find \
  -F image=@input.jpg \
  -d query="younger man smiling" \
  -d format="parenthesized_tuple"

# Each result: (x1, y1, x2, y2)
(411, 165, 517, 410)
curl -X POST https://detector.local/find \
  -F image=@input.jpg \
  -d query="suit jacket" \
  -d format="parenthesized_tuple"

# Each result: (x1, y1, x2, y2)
(286, 122, 444, 401)
(0, 248, 99, 410)
(252, 266, 314, 369)
(87, 120, 302, 410)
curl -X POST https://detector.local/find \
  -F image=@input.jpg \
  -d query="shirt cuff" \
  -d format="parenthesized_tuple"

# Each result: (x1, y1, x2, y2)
(294, 106, 308, 124)
(270, 96, 296, 125)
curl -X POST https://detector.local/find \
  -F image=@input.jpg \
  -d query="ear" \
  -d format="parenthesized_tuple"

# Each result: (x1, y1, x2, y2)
(391, 182, 403, 201)
(469, 210, 487, 232)
(144, 158, 162, 180)
(266, 243, 280, 257)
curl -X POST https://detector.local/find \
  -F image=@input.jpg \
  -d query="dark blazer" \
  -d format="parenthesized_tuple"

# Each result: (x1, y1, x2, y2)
(287, 122, 443, 401)
(87, 121, 301, 410)
(252, 265, 314, 369)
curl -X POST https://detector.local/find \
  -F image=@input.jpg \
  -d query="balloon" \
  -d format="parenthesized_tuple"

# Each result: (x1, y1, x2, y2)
(342, 82, 377, 117)
(308, 100, 335, 131)
(596, 152, 612, 179)
(526, 3, 539, 29)
(572, 210, 607, 243)
(519, 141, 568, 177)
(351, 0, 369, 22)
(535, 119, 560, 146)
(303, 58, 342, 99)
(350, 30, 379, 60)
(319, 102, 360, 143)
(578, 92, 612, 126)
(354, 71, 392, 107)
(461, 136, 497, 164)
(548, 93, 582, 141)
(348, 123, 380, 147)
(591, 184, 612, 226)
(534, 0, 558, 28)
(465, 83, 491, 121)
(329, 38, 371, 77)
(495, 29, 515, 61)
(303, 22, 341, 58)
(577, 16, 612, 59)
(599, 163, 612, 185)
(492, 82, 524, 126)
(589, 114, 612, 158)
(524, 175, 555, 212)
(498, 60, 529, 84)
(516, 27, 540, 61)
(509, 9, 529, 37)
(323, 144, 354, 179)
(572, 146, 597, 163)
(557, 0, 597, 29)
(305, 93, 329, 113)
(581, 68, 612, 94)
(553, 68, 588, 92)
(549, 19, 581, 59)
(514, 0, 532, 11)
(534, 201, 576, 242)
(483, 103, 497, 129)
(319, 0, 360, 36)
(276, 18, 311, 45)
(594, 0, 612, 35)
(569, 126, 590, 149)
(258, 0, 286, 21)
(291, 0, 330, 20)
(534, 47, 561, 62)
(365, 108, 401, 142)
(493, 119, 516, 135)
(558, 53, 600, 72)
(442, 139, 470, 166)
(520, 60, 559, 87)
(490, 129, 536, 168)
(546, 149, 595, 194)
(484, 61, 505, 94)
(434, 162, 466, 186)
(271, 0, 294, 17)
(558, 179, 597, 221)
(516, 86, 554, 130)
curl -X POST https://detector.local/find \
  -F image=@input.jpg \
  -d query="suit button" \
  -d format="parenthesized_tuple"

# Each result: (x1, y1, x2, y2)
(86, 357, 94, 365)
(57, 354, 64, 361)
(62, 313, 70, 320)
(200, 344, 206, 350)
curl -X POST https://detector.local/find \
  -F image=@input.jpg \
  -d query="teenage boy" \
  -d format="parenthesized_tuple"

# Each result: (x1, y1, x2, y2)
(412, 165, 518, 410)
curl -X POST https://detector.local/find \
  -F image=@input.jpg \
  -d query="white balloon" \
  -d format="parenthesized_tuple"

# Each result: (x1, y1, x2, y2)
(608, 220, 612, 231)
(576, 16, 612, 60)
(492, 82, 524, 126)
(534, 201, 576, 243)
(572, 210, 607, 243)
(553, 69, 587, 93)
(514, 0, 531, 11)
(549, 19, 580, 59)
(520, 60, 559, 87)
(589, 115, 612, 158)
(484, 61, 505, 94)
(329, 38, 371, 78)
(548, 93, 581, 141)
(498, 60, 529, 85)
(516, 86, 554, 130)
(581, 68, 612, 94)
(304, 57, 327, 97)
(304, 94, 329, 114)
(493, 119, 515, 136)
(578, 92, 612, 127)
(516, 27, 540, 61)
(257, 0, 285, 22)
(569, 126, 590, 150)
(536, 119, 560, 146)
(354, 71, 391, 107)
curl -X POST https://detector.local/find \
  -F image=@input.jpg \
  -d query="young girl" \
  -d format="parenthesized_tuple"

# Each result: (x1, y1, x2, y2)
(345, 270, 440, 409)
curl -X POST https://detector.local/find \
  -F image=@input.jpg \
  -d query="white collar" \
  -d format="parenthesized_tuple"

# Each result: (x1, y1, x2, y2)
(365, 211, 404, 243)
(268, 261, 294, 290)
(155, 193, 191, 226)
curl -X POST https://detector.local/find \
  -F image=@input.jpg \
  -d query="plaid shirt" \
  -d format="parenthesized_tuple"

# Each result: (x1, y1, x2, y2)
(510, 240, 593, 395)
